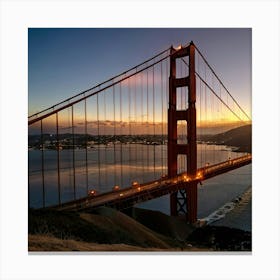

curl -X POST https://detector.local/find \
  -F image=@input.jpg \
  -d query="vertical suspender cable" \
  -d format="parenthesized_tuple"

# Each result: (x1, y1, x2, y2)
(198, 55, 201, 168)
(56, 112, 61, 204)
(152, 65, 156, 178)
(220, 82, 224, 154)
(211, 72, 214, 165)
(104, 90, 108, 188)
(134, 70, 137, 182)
(211, 75, 215, 164)
(141, 71, 144, 179)
(85, 98, 89, 193)
(40, 119, 45, 208)
(71, 106, 76, 200)
(161, 61, 164, 175)
(226, 85, 229, 125)
(128, 78, 132, 182)
(97, 91, 101, 190)
(146, 70, 149, 176)
(219, 81, 222, 134)
(120, 82, 123, 187)
(232, 100, 235, 157)
(113, 84, 117, 187)
(67, 106, 71, 191)
(199, 60, 202, 168)
(204, 63, 207, 166)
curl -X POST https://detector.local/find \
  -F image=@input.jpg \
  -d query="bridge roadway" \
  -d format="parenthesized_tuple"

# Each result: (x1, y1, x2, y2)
(50, 154, 252, 212)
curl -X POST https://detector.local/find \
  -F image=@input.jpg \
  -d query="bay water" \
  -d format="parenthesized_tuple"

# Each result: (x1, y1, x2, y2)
(28, 143, 251, 231)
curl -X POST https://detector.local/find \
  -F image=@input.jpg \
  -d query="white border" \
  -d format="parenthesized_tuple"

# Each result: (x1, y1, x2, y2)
(1, 1, 279, 280)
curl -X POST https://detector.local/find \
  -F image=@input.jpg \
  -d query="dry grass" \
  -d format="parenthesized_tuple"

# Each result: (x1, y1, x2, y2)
(28, 234, 209, 252)
(28, 234, 162, 251)
(29, 207, 181, 251)
(29, 207, 249, 252)
(83, 207, 171, 249)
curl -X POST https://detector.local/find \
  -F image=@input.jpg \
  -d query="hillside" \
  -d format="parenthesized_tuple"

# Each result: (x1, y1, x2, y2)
(29, 207, 188, 251)
(29, 206, 251, 251)
(200, 124, 252, 153)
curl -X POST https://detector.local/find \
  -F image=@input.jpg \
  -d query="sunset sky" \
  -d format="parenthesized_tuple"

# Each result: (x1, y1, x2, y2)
(28, 28, 251, 134)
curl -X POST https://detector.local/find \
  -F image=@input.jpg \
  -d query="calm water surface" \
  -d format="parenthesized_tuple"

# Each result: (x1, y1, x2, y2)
(29, 144, 251, 229)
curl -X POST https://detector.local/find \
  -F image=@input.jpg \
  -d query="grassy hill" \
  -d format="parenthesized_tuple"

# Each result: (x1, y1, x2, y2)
(29, 207, 190, 251)
(200, 124, 252, 153)
(29, 206, 251, 251)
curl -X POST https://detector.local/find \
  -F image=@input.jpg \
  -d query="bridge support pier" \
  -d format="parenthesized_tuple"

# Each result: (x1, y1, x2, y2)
(168, 42, 197, 224)
(186, 182, 197, 223)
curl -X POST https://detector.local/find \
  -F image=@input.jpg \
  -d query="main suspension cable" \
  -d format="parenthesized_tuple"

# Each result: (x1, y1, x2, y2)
(194, 45, 251, 121)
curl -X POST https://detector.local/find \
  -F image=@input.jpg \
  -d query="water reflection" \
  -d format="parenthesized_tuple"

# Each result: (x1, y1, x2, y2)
(29, 143, 245, 208)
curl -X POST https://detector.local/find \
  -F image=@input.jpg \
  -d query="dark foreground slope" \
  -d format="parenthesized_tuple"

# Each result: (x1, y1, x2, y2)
(200, 124, 252, 153)
(29, 207, 251, 252)
(29, 207, 173, 250)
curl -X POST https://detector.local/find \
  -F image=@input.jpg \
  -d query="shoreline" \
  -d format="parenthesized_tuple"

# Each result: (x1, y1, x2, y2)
(210, 186, 252, 232)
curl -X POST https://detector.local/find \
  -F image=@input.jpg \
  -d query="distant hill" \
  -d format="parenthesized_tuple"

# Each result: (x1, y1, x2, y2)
(200, 125, 252, 153)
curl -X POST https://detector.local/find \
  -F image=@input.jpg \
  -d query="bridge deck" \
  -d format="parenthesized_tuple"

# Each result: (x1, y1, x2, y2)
(49, 154, 252, 212)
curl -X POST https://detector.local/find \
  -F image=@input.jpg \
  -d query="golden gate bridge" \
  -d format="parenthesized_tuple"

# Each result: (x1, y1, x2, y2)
(28, 41, 251, 223)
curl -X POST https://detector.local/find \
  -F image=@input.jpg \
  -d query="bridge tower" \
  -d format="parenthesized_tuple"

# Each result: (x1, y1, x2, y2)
(168, 41, 197, 223)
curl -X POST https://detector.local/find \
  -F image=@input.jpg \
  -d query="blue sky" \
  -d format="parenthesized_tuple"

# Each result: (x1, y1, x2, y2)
(28, 28, 251, 117)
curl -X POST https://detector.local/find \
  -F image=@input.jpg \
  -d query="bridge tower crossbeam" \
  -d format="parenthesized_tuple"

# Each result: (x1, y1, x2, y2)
(168, 42, 197, 223)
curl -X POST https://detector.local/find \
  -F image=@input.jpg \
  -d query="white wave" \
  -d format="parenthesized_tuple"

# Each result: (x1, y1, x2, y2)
(200, 201, 238, 225)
